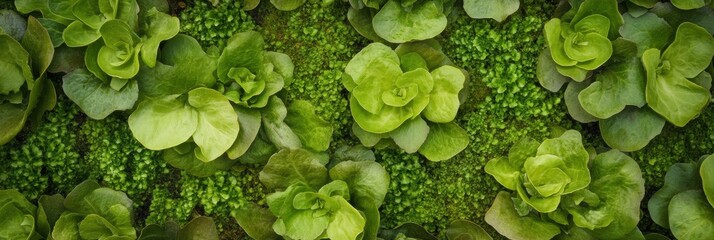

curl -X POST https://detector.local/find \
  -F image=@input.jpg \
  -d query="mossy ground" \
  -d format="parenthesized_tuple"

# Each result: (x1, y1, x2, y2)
(2, 0, 714, 239)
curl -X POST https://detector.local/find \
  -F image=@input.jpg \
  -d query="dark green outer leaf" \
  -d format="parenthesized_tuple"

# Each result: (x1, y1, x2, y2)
(537, 48, 568, 92)
(599, 107, 664, 152)
(63, 69, 138, 120)
(378, 223, 438, 240)
(668, 190, 714, 239)
(163, 144, 236, 178)
(648, 161, 702, 227)
(702, 155, 714, 207)
(226, 106, 262, 159)
(177, 217, 219, 240)
(0, 10, 27, 41)
(564, 81, 598, 123)
(445, 220, 492, 240)
(619, 13, 673, 56)
(259, 149, 328, 191)
(651, 2, 714, 35)
(233, 203, 279, 240)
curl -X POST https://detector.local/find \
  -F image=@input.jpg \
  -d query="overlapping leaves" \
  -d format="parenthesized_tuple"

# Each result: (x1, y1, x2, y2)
(537, 0, 714, 152)
(484, 130, 645, 240)
(344, 41, 469, 161)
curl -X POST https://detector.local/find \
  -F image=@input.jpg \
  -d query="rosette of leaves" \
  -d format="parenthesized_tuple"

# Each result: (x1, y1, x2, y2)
(138, 216, 219, 240)
(130, 33, 332, 177)
(648, 154, 714, 240)
(61, 5, 180, 119)
(0, 190, 65, 239)
(542, 0, 622, 81)
(484, 130, 645, 240)
(234, 148, 390, 240)
(343, 41, 469, 161)
(52, 180, 136, 239)
(324, 0, 520, 43)
(0, 12, 56, 145)
(538, 0, 714, 152)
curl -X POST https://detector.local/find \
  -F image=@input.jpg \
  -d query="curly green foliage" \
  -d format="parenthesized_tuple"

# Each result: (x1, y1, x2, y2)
(0, 94, 83, 199)
(377, 149, 442, 232)
(179, 0, 256, 47)
(79, 114, 168, 214)
(258, 2, 367, 141)
(146, 168, 266, 238)
(378, 0, 565, 234)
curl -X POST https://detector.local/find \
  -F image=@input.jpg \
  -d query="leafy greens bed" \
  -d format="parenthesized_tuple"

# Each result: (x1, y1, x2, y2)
(1, 0, 714, 239)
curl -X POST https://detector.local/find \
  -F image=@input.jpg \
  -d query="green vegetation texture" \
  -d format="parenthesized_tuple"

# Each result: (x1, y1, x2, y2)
(3, 0, 714, 238)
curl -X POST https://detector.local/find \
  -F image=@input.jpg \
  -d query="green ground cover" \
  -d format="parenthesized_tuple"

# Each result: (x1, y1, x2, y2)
(2, 0, 714, 238)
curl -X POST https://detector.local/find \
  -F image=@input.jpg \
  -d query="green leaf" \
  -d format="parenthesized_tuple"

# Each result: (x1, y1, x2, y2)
(351, 58, 401, 115)
(326, 196, 366, 240)
(578, 40, 645, 119)
(62, 69, 138, 119)
(344, 43, 399, 88)
(423, 66, 464, 123)
(671, 0, 710, 10)
(226, 106, 262, 159)
(177, 217, 219, 240)
(270, 0, 307, 11)
(668, 190, 714, 239)
(389, 116, 429, 153)
(163, 144, 236, 178)
(137, 34, 217, 98)
(0, 10, 27, 42)
(51, 213, 83, 240)
(662, 22, 714, 78)
(347, 8, 387, 43)
(48, 45, 85, 74)
(262, 96, 302, 150)
(259, 149, 328, 191)
(485, 192, 561, 240)
(23, 17, 55, 82)
(564, 81, 599, 123)
(702, 155, 714, 207)
(37, 18, 66, 47)
(140, 8, 180, 68)
(570, 0, 623, 38)
(564, 150, 645, 239)
(128, 94, 198, 150)
(536, 130, 590, 194)
(537, 48, 568, 92)
(463, 0, 519, 22)
(187, 87, 240, 162)
(395, 40, 452, 70)
(350, 95, 412, 134)
(97, 20, 141, 79)
(36, 194, 66, 238)
(599, 107, 665, 152)
(418, 122, 469, 161)
(62, 21, 100, 47)
(445, 220, 493, 240)
(233, 203, 279, 240)
(648, 161, 702, 227)
(651, 2, 714, 35)
(372, 0, 447, 43)
(643, 47, 711, 127)
(284, 100, 333, 152)
(619, 13, 673, 56)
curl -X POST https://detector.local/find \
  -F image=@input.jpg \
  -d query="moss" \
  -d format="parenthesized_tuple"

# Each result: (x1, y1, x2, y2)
(257, 2, 366, 142)
(0, 93, 84, 199)
(145, 167, 266, 239)
(178, 0, 256, 48)
(78, 114, 169, 225)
